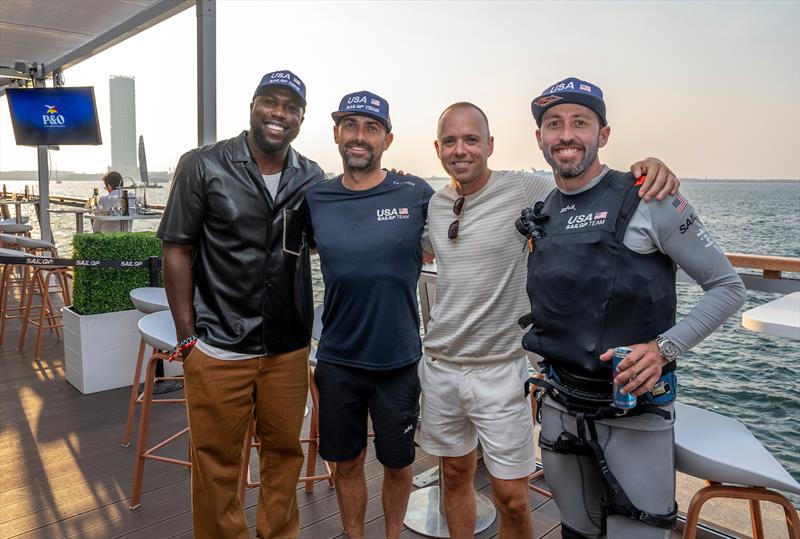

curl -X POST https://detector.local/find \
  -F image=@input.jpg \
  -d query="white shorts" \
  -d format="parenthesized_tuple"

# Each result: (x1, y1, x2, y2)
(417, 355, 535, 480)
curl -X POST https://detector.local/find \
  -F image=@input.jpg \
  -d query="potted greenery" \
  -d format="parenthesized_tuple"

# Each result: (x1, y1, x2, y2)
(63, 232, 163, 394)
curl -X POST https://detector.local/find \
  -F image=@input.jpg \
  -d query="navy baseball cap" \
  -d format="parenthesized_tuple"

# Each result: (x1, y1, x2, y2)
(331, 90, 392, 132)
(254, 70, 306, 107)
(531, 77, 606, 127)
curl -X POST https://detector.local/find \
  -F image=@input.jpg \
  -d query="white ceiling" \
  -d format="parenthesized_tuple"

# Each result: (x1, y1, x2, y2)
(0, 0, 193, 88)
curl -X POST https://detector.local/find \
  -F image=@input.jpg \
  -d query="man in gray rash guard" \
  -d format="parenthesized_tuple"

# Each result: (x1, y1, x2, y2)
(522, 77, 746, 539)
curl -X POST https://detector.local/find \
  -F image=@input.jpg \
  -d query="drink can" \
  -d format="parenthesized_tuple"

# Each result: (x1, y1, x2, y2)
(612, 347, 636, 410)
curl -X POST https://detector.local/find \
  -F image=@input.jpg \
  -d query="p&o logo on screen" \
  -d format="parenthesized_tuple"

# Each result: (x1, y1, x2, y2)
(42, 104, 66, 127)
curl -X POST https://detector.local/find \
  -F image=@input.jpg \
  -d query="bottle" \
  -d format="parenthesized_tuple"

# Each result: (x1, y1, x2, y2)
(24, 185, 29, 199)
(86, 187, 100, 211)
(121, 189, 130, 216)
(2, 184, 6, 199)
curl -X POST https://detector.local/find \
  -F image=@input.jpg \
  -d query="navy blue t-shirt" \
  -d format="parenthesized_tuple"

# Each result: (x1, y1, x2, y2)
(306, 172, 434, 370)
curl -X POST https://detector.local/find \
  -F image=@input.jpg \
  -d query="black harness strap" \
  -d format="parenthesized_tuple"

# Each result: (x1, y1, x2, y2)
(529, 376, 678, 530)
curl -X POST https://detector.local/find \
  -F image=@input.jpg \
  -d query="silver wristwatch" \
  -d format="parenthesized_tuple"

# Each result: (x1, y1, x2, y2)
(655, 335, 679, 363)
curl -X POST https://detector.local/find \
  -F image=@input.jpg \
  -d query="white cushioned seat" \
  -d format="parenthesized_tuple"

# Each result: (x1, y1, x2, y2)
(137, 310, 177, 352)
(130, 287, 169, 314)
(675, 402, 800, 494)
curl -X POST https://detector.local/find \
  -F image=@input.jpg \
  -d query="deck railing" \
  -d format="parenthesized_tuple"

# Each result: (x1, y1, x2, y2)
(680, 253, 800, 294)
(1, 194, 167, 211)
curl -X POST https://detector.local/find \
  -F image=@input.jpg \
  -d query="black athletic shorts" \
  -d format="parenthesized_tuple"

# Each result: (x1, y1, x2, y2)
(313, 360, 420, 468)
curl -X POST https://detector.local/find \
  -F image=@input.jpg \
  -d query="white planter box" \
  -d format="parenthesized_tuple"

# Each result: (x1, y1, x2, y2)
(63, 307, 183, 394)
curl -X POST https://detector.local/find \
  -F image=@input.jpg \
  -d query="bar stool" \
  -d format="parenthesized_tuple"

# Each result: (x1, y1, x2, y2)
(122, 287, 172, 446)
(0, 217, 30, 225)
(2, 234, 70, 313)
(14, 239, 71, 359)
(675, 402, 800, 539)
(16, 265, 71, 358)
(0, 232, 25, 247)
(0, 247, 35, 345)
(0, 234, 39, 317)
(1, 234, 60, 256)
(0, 223, 32, 236)
(129, 310, 189, 510)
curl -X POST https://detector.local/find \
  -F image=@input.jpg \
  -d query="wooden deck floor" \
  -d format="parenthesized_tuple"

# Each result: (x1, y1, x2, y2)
(0, 300, 688, 538)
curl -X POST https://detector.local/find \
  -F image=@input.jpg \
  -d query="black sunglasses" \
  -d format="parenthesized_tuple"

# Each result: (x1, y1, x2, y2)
(448, 196, 465, 240)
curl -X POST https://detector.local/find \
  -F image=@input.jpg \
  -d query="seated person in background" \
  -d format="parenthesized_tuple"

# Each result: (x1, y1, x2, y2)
(98, 171, 124, 213)
(93, 170, 134, 232)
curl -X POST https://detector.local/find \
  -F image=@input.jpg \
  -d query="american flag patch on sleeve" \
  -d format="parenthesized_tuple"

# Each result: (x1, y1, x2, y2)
(672, 193, 688, 214)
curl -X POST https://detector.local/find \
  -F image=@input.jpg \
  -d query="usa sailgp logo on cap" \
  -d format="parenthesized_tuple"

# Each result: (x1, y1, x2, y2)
(345, 95, 383, 114)
(377, 207, 409, 221)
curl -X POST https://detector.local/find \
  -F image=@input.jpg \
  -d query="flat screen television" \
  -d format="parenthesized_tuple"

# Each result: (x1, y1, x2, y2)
(5, 87, 102, 146)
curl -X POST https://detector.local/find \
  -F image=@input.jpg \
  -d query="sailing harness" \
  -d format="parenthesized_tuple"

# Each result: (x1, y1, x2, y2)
(525, 369, 678, 530)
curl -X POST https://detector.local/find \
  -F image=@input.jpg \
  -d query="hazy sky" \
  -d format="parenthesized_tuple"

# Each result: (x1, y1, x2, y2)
(1, 0, 798, 179)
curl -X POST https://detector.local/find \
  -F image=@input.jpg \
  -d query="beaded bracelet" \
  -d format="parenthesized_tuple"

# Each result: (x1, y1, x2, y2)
(168, 334, 198, 362)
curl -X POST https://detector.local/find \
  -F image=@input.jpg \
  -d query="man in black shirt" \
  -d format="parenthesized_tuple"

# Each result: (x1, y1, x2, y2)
(157, 70, 324, 539)
(306, 91, 434, 539)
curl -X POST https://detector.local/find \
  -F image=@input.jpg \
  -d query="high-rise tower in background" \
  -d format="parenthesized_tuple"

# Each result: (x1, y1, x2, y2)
(109, 76, 137, 181)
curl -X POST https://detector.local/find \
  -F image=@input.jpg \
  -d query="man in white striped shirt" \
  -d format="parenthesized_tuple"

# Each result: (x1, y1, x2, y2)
(419, 102, 678, 538)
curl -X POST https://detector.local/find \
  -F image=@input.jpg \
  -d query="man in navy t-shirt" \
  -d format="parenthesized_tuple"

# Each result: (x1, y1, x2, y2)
(305, 91, 434, 539)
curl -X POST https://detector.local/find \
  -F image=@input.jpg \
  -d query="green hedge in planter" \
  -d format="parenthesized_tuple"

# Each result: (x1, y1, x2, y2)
(72, 232, 162, 315)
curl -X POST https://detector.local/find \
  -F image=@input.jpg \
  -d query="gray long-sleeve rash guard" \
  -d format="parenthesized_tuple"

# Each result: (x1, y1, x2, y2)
(564, 167, 747, 353)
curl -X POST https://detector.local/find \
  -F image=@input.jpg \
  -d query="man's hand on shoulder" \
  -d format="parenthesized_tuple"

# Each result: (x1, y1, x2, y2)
(630, 158, 680, 202)
(599, 342, 667, 397)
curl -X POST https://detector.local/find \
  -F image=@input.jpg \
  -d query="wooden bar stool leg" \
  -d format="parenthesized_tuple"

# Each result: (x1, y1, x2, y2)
(0, 266, 12, 345)
(750, 499, 764, 538)
(122, 337, 148, 447)
(305, 366, 321, 492)
(45, 270, 63, 340)
(187, 409, 192, 465)
(34, 270, 54, 357)
(16, 268, 37, 352)
(60, 270, 72, 306)
(33, 270, 53, 359)
(37, 270, 59, 335)
(782, 499, 800, 539)
(681, 483, 800, 539)
(129, 354, 160, 510)
(19, 266, 29, 310)
(238, 413, 257, 503)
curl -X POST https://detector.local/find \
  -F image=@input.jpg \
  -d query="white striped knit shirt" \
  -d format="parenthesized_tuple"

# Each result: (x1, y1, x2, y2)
(422, 170, 554, 364)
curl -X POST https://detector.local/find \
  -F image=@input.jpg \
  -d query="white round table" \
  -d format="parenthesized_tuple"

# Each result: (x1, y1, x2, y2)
(741, 292, 800, 340)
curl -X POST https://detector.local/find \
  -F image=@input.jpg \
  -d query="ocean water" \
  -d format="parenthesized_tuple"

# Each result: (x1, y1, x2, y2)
(668, 181, 800, 490)
(4, 178, 799, 487)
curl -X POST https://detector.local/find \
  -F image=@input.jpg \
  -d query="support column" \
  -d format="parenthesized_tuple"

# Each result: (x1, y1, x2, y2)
(36, 146, 51, 242)
(196, 0, 216, 147)
(35, 76, 52, 243)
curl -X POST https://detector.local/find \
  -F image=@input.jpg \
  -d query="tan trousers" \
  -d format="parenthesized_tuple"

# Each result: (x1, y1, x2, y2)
(183, 345, 310, 539)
